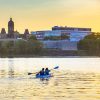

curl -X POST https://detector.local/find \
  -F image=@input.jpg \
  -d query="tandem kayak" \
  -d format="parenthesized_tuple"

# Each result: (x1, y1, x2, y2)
(36, 74, 53, 79)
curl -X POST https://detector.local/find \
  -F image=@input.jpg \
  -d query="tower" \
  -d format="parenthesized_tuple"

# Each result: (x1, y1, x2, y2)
(1, 28, 6, 34)
(8, 18, 14, 38)
(0, 28, 6, 39)
(24, 29, 30, 39)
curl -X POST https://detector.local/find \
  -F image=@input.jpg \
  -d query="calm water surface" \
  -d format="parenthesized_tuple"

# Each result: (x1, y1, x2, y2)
(0, 58, 100, 100)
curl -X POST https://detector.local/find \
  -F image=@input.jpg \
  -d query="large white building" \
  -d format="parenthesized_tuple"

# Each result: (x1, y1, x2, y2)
(31, 26, 92, 41)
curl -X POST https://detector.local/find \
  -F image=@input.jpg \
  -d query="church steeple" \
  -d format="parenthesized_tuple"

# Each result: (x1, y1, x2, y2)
(8, 18, 14, 38)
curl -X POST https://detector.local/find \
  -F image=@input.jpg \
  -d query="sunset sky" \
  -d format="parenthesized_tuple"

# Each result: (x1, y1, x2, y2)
(0, 0, 100, 33)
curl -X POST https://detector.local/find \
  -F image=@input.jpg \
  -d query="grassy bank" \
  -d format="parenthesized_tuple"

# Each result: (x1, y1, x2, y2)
(0, 49, 92, 58)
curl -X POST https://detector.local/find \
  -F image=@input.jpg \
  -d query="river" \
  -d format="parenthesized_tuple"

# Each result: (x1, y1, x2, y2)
(0, 58, 100, 100)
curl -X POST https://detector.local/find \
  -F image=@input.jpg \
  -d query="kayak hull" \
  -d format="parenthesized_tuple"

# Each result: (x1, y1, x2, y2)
(36, 74, 53, 79)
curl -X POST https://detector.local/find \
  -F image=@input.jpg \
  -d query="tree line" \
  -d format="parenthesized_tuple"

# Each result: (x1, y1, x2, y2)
(0, 35, 43, 57)
(78, 32, 100, 56)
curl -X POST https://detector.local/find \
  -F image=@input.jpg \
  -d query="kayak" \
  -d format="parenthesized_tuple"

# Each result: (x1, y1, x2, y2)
(36, 74, 53, 79)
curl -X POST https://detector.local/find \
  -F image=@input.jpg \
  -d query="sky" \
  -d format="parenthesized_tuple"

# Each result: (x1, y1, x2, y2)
(0, 0, 100, 33)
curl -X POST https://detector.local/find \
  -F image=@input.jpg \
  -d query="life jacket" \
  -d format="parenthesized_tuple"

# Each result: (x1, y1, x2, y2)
(40, 70, 45, 75)
(45, 70, 50, 75)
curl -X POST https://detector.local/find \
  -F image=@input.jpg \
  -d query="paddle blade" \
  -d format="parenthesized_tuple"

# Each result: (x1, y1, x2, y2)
(28, 73, 33, 75)
(54, 66, 59, 69)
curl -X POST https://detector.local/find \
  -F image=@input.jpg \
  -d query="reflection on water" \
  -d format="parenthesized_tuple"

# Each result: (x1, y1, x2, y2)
(0, 58, 100, 100)
(8, 59, 14, 78)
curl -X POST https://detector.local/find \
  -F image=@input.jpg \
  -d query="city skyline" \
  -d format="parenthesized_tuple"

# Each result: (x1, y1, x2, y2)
(0, 0, 100, 33)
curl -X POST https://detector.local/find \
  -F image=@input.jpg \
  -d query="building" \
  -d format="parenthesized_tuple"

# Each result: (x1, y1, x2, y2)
(31, 26, 92, 41)
(14, 30, 20, 39)
(24, 29, 30, 39)
(0, 28, 7, 39)
(8, 18, 14, 38)
(43, 40, 78, 50)
(0, 18, 21, 39)
(52, 26, 91, 41)
(32, 31, 45, 40)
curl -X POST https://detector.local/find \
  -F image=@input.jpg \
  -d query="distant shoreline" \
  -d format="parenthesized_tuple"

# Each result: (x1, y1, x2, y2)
(0, 49, 99, 58)
(0, 55, 99, 58)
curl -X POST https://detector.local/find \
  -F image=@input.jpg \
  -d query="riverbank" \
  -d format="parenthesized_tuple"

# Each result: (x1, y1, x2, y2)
(0, 49, 99, 58)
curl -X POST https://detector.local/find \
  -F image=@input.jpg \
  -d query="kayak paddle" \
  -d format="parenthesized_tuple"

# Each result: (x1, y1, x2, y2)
(50, 66, 59, 71)
(28, 72, 35, 75)
(28, 66, 59, 75)
(54, 66, 59, 69)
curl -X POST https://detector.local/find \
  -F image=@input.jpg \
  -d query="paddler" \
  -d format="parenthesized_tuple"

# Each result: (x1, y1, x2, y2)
(45, 68, 50, 75)
(39, 68, 45, 75)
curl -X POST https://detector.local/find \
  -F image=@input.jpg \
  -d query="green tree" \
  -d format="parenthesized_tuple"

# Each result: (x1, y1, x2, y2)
(28, 35, 37, 41)
(0, 39, 43, 57)
(61, 34, 69, 40)
(78, 32, 100, 56)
